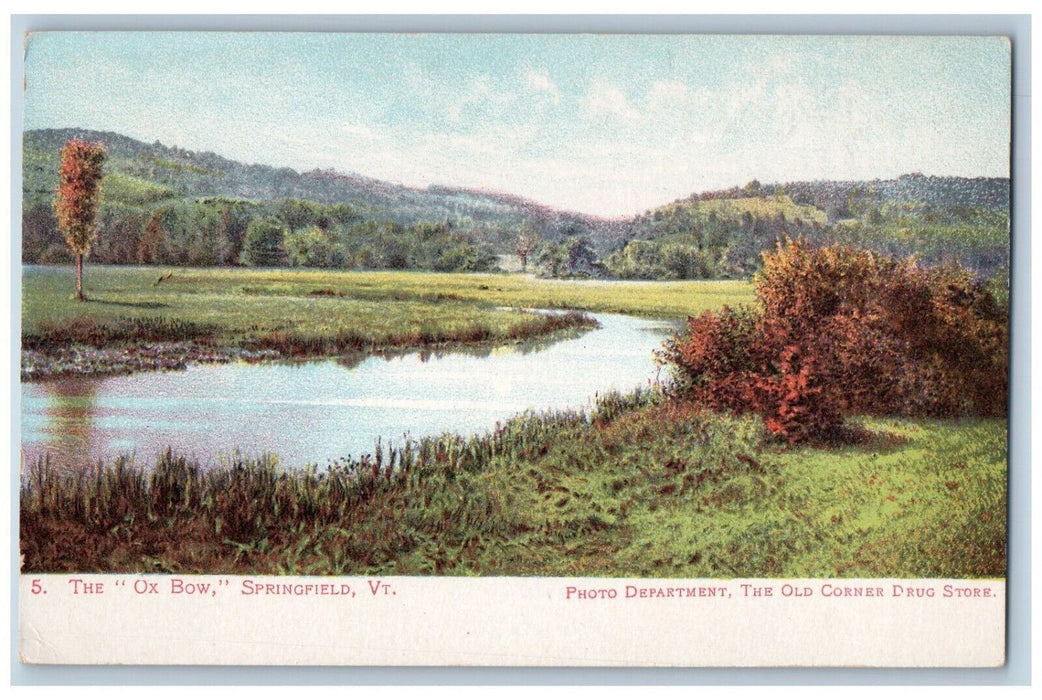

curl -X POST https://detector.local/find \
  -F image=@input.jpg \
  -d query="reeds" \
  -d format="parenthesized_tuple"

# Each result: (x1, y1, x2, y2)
(23, 315, 218, 349)
(244, 310, 596, 358)
(20, 387, 652, 572)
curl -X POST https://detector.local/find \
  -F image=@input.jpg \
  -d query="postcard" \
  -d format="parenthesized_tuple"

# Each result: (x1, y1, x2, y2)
(16, 31, 1011, 667)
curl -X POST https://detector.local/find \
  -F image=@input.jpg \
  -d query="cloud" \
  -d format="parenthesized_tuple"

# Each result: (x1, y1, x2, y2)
(444, 73, 518, 123)
(524, 69, 561, 104)
(583, 82, 640, 122)
(340, 122, 381, 140)
(646, 79, 690, 107)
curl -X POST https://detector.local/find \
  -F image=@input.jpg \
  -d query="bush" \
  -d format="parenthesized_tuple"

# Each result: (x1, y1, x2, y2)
(605, 239, 722, 280)
(665, 239, 1008, 442)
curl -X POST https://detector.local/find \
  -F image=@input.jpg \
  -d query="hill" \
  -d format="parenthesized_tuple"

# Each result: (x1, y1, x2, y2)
(23, 128, 629, 271)
(23, 128, 1009, 279)
(608, 176, 1009, 279)
(764, 173, 1010, 215)
(23, 127, 613, 240)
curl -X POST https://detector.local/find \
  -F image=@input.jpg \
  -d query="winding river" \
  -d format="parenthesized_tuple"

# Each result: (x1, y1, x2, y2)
(21, 312, 677, 471)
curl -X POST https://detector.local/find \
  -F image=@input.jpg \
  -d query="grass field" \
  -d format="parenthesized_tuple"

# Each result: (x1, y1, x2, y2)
(21, 389, 1006, 577)
(23, 265, 754, 333)
(653, 195, 829, 227)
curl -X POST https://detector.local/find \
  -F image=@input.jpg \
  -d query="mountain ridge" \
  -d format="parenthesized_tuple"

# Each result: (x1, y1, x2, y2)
(24, 127, 611, 230)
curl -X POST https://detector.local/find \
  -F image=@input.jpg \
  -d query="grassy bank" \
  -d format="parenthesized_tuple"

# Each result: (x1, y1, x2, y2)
(21, 265, 752, 378)
(23, 265, 754, 338)
(21, 390, 1006, 577)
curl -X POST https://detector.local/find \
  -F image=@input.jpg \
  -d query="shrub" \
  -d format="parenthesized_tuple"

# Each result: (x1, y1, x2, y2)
(665, 239, 1008, 442)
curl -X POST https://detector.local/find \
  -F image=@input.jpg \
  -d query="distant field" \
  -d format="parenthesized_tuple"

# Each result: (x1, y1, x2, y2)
(22, 265, 755, 346)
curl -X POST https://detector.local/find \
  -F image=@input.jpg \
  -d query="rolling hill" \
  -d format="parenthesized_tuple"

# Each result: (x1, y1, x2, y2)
(22, 128, 1009, 279)
(23, 127, 614, 238)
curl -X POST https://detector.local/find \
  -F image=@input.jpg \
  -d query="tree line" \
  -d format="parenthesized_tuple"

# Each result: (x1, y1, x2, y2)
(25, 194, 508, 273)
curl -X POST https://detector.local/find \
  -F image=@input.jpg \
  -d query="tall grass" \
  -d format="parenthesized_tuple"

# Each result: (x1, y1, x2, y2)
(22, 315, 219, 350)
(20, 390, 1005, 578)
(243, 310, 596, 358)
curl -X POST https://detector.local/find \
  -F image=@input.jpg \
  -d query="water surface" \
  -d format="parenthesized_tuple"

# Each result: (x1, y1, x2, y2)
(22, 313, 676, 470)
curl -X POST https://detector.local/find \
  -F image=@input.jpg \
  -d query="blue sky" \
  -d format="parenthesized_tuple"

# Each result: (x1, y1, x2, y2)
(23, 33, 1011, 217)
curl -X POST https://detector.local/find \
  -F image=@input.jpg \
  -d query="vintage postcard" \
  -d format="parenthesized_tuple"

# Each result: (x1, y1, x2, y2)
(16, 31, 1011, 667)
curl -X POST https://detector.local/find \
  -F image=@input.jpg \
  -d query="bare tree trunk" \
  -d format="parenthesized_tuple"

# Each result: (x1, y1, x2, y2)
(76, 254, 84, 301)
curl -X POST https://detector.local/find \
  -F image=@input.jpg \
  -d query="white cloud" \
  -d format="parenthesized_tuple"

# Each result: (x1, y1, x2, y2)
(340, 122, 381, 140)
(583, 82, 641, 122)
(445, 73, 518, 123)
(524, 69, 561, 104)
(646, 79, 689, 108)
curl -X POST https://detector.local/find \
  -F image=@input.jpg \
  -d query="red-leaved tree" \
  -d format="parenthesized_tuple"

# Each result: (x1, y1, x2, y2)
(54, 139, 106, 301)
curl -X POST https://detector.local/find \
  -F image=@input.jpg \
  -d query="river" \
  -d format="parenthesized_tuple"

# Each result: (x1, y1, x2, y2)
(21, 312, 677, 471)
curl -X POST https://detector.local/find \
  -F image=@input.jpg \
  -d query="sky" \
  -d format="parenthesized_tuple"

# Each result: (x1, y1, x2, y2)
(22, 32, 1011, 217)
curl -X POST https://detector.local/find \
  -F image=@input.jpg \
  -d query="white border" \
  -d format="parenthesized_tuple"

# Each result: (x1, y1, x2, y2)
(6, 12, 1032, 685)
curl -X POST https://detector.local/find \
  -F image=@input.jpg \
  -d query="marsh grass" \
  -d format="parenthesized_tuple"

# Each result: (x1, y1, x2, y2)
(25, 265, 712, 376)
(242, 310, 596, 358)
(22, 266, 616, 378)
(21, 390, 1006, 578)
(22, 315, 219, 350)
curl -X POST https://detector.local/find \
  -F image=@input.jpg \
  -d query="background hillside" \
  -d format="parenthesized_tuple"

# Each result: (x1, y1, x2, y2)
(23, 128, 1009, 280)
(611, 175, 1009, 279)
(24, 128, 610, 232)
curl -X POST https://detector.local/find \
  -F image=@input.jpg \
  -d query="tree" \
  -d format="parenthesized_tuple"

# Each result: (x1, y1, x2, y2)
(742, 179, 762, 196)
(536, 242, 567, 278)
(285, 225, 335, 268)
(138, 211, 166, 264)
(277, 198, 322, 231)
(239, 218, 287, 267)
(515, 228, 538, 272)
(54, 139, 106, 300)
(564, 236, 598, 275)
(21, 204, 60, 264)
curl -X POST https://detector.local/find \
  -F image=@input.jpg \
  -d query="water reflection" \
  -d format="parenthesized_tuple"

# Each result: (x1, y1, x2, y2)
(22, 313, 677, 471)
(334, 325, 589, 369)
(25, 378, 99, 470)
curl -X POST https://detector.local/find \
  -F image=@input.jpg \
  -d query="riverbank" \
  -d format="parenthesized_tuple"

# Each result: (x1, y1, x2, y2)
(22, 265, 750, 379)
(20, 341, 234, 381)
(21, 308, 596, 381)
(20, 389, 1007, 577)
(20, 264, 1005, 578)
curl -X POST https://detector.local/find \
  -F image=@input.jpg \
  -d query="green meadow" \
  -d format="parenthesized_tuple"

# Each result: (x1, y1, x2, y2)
(22, 265, 754, 350)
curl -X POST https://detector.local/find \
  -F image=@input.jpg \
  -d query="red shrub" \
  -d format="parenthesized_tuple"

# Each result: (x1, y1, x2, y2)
(665, 240, 1008, 442)
(666, 306, 760, 410)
